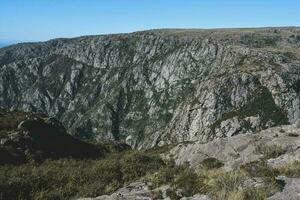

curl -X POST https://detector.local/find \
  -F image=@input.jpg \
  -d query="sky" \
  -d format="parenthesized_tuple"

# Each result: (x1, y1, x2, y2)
(0, 0, 300, 44)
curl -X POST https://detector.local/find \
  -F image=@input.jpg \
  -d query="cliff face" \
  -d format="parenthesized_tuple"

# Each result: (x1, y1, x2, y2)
(1, 28, 300, 148)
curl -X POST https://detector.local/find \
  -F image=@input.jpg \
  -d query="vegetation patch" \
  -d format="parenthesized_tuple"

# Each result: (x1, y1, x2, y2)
(0, 150, 165, 200)
(240, 33, 279, 48)
(145, 158, 282, 200)
(276, 161, 300, 177)
(210, 86, 289, 133)
(296, 35, 300, 42)
(238, 87, 288, 125)
(0, 144, 288, 200)
(254, 144, 286, 159)
(0, 109, 292, 200)
(0, 108, 26, 135)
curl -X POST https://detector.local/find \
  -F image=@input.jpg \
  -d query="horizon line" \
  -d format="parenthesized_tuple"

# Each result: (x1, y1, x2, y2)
(1, 25, 299, 48)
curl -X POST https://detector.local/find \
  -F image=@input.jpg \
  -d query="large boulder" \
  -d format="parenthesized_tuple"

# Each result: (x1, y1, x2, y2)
(268, 176, 300, 200)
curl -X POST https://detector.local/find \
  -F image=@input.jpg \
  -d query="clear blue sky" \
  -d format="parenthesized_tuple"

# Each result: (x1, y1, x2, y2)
(0, 0, 300, 43)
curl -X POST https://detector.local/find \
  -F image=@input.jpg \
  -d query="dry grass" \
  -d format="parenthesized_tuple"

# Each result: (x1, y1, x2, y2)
(255, 144, 286, 159)
(146, 162, 279, 200)
(203, 169, 247, 199)
(276, 161, 300, 177)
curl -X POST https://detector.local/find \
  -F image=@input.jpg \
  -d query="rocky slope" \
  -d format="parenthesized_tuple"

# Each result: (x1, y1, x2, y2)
(78, 122, 300, 200)
(78, 182, 211, 200)
(165, 121, 300, 170)
(1, 27, 300, 148)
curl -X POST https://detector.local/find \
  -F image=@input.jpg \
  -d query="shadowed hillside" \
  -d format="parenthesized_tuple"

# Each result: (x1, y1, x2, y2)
(0, 109, 106, 164)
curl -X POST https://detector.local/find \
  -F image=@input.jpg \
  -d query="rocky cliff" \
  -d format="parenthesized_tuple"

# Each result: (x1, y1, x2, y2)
(1, 27, 300, 148)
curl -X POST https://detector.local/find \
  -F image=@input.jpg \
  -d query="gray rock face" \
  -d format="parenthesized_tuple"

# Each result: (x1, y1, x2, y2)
(180, 194, 212, 200)
(1, 28, 300, 148)
(78, 182, 152, 200)
(78, 182, 211, 200)
(268, 148, 300, 168)
(165, 124, 300, 170)
(268, 176, 300, 200)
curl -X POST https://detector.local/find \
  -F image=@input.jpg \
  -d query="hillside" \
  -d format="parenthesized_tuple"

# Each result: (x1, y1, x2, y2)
(1, 27, 300, 200)
(0, 109, 104, 164)
(1, 109, 300, 200)
(1, 27, 300, 148)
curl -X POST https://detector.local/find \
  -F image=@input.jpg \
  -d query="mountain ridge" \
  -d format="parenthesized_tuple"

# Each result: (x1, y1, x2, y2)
(1, 27, 300, 148)
(2, 26, 300, 50)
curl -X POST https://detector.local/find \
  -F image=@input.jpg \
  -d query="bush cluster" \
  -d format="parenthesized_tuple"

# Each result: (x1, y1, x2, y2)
(0, 150, 164, 200)
(1, 145, 299, 200)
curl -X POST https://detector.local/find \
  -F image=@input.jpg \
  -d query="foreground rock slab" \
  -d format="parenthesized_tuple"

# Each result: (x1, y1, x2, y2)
(268, 176, 300, 200)
(180, 194, 212, 200)
(78, 182, 152, 200)
(78, 181, 211, 200)
(165, 124, 300, 170)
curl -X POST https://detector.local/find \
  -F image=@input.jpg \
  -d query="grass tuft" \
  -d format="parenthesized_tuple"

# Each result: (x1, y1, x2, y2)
(254, 144, 286, 159)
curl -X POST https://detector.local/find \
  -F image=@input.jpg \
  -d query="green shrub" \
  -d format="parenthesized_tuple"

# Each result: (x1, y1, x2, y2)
(243, 187, 272, 200)
(0, 150, 166, 200)
(173, 167, 204, 196)
(145, 160, 184, 188)
(121, 151, 165, 183)
(204, 169, 247, 197)
(165, 189, 181, 200)
(144, 161, 205, 197)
